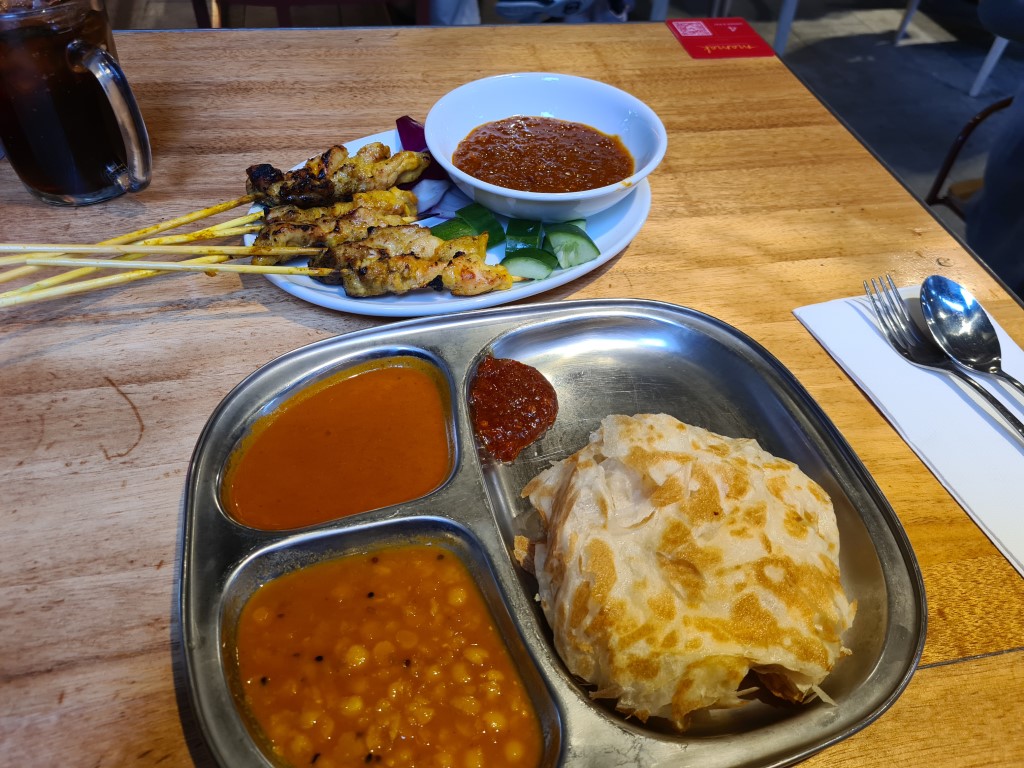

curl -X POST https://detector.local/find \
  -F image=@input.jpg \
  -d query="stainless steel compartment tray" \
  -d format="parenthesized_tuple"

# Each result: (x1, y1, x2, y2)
(181, 298, 926, 768)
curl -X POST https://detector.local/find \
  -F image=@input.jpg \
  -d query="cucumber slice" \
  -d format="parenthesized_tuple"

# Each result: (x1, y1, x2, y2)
(430, 218, 476, 240)
(505, 246, 558, 269)
(564, 218, 587, 232)
(504, 218, 543, 254)
(501, 247, 558, 280)
(543, 222, 600, 269)
(455, 202, 506, 247)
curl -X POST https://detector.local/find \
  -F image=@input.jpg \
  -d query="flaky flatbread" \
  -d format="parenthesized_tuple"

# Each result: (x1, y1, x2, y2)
(520, 413, 856, 730)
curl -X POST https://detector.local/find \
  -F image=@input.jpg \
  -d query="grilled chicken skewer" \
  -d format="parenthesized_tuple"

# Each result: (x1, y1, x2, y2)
(250, 145, 510, 297)
(309, 224, 513, 297)
(246, 143, 431, 208)
(263, 188, 418, 225)
(251, 188, 419, 265)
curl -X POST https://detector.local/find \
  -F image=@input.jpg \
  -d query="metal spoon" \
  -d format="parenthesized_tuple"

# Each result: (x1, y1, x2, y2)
(920, 274, 1024, 399)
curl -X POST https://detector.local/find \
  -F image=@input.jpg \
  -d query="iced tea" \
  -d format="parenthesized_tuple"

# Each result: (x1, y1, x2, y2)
(0, 0, 133, 204)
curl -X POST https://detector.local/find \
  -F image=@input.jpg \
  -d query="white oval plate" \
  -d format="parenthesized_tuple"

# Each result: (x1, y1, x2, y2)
(253, 130, 652, 318)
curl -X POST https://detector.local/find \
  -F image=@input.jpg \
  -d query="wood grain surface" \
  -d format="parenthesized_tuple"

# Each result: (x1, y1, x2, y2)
(1, 23, 1021, 767)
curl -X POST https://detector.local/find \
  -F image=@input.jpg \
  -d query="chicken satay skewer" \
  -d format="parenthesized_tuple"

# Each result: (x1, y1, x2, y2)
(247, 143, 430, 208)
(1, 142, 427, 281)
(1, 183, 420, 291)
(310, 225, 514, 297)
(1, 189, 418, 298)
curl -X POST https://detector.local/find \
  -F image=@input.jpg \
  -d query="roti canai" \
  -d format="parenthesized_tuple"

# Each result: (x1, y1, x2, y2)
(519, 413, 856, 730)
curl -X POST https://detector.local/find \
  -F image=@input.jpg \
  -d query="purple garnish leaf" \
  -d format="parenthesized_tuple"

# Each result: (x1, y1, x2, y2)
(396, 115, 427, 151)
(396, 115, 451, 183)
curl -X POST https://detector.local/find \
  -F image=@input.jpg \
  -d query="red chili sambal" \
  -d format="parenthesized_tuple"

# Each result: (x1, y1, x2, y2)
(469, 356, 558, 463)
(452, 116, 634, 193)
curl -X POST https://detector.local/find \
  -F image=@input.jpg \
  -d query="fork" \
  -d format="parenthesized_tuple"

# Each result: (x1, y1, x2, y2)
(864, 275, 1024, 447)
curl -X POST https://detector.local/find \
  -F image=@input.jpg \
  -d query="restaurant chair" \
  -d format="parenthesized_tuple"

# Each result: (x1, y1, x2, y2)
(924, 96, 1013, 218)
(895, 0, 1017, 97)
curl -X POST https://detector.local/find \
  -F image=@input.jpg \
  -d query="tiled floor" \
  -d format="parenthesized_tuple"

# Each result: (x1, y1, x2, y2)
(104, 0, 1024, 248)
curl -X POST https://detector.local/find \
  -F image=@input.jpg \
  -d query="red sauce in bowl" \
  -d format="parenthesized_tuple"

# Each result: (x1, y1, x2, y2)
(452, 116, 633, 193)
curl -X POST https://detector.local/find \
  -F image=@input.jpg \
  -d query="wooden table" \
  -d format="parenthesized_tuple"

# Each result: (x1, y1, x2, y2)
(1, 23, 1021, 767)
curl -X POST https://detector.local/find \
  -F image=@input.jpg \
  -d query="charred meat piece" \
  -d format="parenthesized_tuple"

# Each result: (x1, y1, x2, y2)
(251, 189, 420, 266)
(246, 143, 430, 208)
(331, 252, 449, 297)
(264, 188, 418, 225)
(252, 209, 408, 265)
(309, 225, 511, 298)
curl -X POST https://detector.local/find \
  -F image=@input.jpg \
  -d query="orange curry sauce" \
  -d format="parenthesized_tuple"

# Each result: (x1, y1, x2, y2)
(233, 545, 545, 768)
(452, 115, 634, 193)
(223, 357, 451, 530)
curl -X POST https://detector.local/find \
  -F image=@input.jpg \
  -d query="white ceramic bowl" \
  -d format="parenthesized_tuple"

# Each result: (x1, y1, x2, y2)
(424, 73, 667, 222)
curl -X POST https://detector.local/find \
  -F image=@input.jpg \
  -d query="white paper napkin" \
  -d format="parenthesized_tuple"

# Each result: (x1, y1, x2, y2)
(794, 288, 1024, 579)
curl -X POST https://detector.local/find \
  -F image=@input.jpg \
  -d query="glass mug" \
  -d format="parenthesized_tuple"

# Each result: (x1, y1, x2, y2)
(0, 0, 151, 205)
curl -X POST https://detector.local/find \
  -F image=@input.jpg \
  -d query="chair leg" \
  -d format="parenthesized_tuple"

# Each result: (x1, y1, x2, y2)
(709, 0, 734, 17)
(192, 0, 212, 27)
(969, 37, 1010, 98)
(895, 0, 921, 43)
(649, 0, 669, 21)
(773, 0, 798, 54)
(415, 0, 430, 24)
(275, 1, 293, 26)
(925, 96, 1013, 206)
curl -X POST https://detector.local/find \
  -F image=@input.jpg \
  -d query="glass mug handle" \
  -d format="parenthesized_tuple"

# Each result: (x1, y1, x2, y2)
(69, 41, 152, 193)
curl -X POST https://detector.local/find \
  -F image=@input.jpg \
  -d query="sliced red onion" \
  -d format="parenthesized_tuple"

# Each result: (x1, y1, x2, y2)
(396, 115, 428, 151)
(396, 115, 451, 183)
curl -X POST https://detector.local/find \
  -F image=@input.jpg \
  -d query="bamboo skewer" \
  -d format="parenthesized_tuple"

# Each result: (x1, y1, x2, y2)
(0, 243, 321, 260)
(0, 254, 234, 308)
(140, 212, 263, 244)
(0, 196, 425, 291)
(205, 227, 261, 238)
(23, 256, 332, 277)
(0, 255, 527, 308)
(0, 194, 256, 282)
(1, 216, 263, 298)
(104, 194, 255, 241)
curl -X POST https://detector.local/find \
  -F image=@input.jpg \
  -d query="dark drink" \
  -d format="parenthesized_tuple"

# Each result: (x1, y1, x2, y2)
(0, 0, 150, 205)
